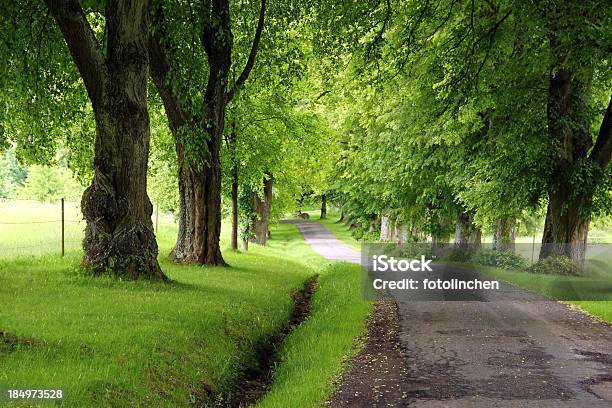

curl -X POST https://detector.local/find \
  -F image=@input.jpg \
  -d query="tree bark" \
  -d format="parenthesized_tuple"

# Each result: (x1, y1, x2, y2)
(148, 26, 196, 262)
(147, 0, 266, 265)
(46, 0, 164, 279)
(395, 222, 409, 244)
(380, 216, 391, 241)
(454, 209, 481, 249)
(539, 11, 612, 266)
(250, 173, 273, 245)
(231, 165, 239, 251)
(320, 193, 327, 219)
(493, 217, 516, 252)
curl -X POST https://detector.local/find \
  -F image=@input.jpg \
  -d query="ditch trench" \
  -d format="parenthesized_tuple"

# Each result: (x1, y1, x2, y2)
(210, 274, 319, 407)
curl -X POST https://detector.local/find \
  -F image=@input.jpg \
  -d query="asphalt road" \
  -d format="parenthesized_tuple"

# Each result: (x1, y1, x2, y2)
(286, 219, 612, 407)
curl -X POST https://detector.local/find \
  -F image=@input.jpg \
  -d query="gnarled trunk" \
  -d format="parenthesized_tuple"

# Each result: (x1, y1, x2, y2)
(46, 0, 164, 279)
(539, 9, 612, 266)
(82, 98, 162, 278)
(539, 64, 593, 266)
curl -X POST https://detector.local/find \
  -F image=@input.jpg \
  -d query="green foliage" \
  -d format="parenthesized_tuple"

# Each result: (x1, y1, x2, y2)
(148, 104, 179, 213)
(446, 248, 478, 263)
(0, 149, 27, 198)
(17, 165, 83, 202)
(471, 249, 528, 270)
(527, 256, 584, 277)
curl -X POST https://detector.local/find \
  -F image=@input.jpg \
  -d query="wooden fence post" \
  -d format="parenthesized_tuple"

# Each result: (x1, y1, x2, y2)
(155, 203, 159, 234)
(61, 198, 65, 257)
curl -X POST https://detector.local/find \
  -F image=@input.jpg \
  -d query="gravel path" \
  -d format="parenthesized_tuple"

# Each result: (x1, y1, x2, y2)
(286, 219, 612, 407)
(282, 219, 360, 263)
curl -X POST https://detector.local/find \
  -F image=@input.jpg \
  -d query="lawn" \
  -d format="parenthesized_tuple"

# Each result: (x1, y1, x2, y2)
(468, 261, 612, 323)
(0, 202, 372, 407)
(0, 233, 314, 406)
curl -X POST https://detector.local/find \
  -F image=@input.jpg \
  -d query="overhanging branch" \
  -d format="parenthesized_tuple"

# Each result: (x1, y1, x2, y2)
(44, 0, 106, 108)
(590, 95, 612, 170)
(226, 0, 267, 101)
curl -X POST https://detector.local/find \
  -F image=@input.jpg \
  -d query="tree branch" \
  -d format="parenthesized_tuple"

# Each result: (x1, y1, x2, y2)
(590, 95, 612, 169)
(44, 0, 106, 108)
(226, 0, 266, 101)
(148, 6, 193, 132)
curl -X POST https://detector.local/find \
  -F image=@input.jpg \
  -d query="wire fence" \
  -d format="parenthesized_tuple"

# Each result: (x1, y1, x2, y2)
(0, 198, 172, 259)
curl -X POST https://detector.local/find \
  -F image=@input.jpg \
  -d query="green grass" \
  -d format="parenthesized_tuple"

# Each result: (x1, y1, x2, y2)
(0, 235, 314, 407)
(253, 223, 371, 408)
(0, 203, 372, 407)
(465, 259, 612, 323)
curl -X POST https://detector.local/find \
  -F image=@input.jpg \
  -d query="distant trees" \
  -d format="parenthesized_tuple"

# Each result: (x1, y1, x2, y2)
(320, 0, 611, 265)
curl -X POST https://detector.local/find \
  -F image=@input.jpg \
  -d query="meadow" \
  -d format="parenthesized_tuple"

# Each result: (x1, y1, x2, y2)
(0, 200, 371, 407)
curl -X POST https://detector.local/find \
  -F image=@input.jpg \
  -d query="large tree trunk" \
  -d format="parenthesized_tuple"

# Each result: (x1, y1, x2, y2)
(250, 173, 273, 245)
(320, 194, 327, 219)
(540, 8, 612, 266)
(148, 0, 267, 265)
(46, 0, 164, 279)
(540, 65, 593, 266)
(493, 217, 516, 252)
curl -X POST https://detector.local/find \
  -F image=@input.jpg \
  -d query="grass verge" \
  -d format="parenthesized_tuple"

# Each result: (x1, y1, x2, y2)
(254, 222, 371, 408)
(0, 226, 313, 407)
(0, 219, 371, 407)
(467, 263, 612, 323)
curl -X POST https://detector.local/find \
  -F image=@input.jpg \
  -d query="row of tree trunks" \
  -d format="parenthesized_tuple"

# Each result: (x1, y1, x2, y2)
(379, 216, 413, 244)
(46, 0, 165, 279)
(493, 217, 517, 251)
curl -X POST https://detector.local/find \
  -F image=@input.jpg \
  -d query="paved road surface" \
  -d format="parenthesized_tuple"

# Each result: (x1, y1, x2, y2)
(283, 219, 361, 263)
(286, 219, 612, 407)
